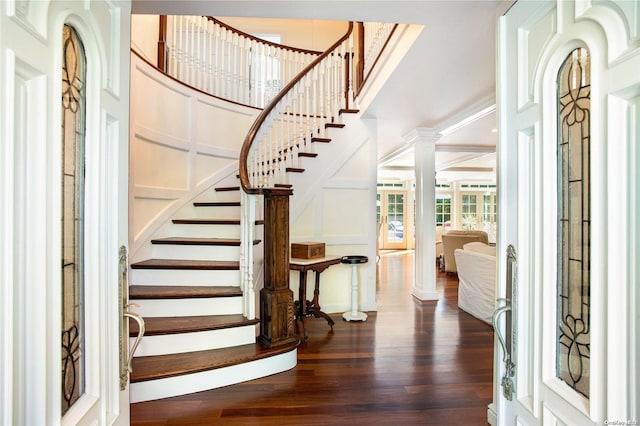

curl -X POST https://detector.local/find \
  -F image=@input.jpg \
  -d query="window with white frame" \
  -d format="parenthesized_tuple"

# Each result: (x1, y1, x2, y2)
(435, 194, 452, 226)
(461, 194, 478, 230)
(458, 186, 497, 242)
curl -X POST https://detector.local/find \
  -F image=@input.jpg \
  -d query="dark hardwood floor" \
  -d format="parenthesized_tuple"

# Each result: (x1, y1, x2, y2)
(130, 251, 494, 425)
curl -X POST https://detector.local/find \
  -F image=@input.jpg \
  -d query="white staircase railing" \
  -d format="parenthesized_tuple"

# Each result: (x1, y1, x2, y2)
(164, 15, 321, 108)
(362, 22, 396, 83)
(239, 22, 356, 191)
(240, 190, 257, 319)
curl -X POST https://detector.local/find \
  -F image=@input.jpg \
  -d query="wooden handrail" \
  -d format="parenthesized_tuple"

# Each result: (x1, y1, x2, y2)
(206, 16, 323, 56)
(239, 22, 354, 194)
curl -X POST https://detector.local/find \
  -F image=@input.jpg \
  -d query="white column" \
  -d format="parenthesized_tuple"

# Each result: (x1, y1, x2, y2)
(406, 128, 439, 300)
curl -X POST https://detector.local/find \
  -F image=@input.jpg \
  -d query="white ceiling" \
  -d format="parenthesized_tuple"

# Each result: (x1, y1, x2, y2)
(132, 0, 507, 184)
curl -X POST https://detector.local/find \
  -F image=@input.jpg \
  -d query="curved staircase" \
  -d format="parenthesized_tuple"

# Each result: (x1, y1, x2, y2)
(127, 15, 372, 404)
(128, 185, 297, 403)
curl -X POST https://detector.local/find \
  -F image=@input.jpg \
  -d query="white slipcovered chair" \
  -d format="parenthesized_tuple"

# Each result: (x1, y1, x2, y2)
(441, 230, 489, 274)
(454, 242, 496, 324)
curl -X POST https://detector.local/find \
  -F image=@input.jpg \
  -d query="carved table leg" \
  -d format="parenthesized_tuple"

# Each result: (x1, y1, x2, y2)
(312, 271, 335, 329)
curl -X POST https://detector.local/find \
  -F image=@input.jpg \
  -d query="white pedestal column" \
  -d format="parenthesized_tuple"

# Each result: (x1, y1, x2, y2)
(406, 128, 439, 301)
(343, 262, 368, 322)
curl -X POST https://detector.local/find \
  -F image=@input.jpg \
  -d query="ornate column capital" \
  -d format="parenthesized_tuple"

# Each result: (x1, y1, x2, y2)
(403, 128, 441, 146)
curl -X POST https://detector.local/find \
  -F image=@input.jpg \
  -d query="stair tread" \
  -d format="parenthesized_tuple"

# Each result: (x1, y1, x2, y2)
(339, 108, 359, 114)
(130, 259, 239, 270)
(129, 314, 259, 336)
(215, 186, 240, 192)
(274, 183, 293, 188)
(129, 285, 242, 299)
(193, 201, 241, 207)
(325, 123, 345, 128)
(286, 167, 305, 173)
(173, 218, 240, 225)
(311, 137, 331, 143)
(150, 237, 260, 246)
(130, 341, 298, 383)
(172, 218, 264, 225)
(298, 152, 318, 158)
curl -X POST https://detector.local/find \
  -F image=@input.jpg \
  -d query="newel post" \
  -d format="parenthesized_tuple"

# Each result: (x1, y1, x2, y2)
(258, 188, 298, 348)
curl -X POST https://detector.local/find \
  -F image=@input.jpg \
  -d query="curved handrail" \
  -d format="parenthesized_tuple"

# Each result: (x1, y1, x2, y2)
(207, 16, 323, 56)
(239, 21, 354, 194)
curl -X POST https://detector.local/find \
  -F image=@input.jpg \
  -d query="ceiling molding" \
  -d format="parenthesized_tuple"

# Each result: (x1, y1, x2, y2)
(377, 144, 414, 166)
(435, 95, 496, 135)
(437, 152, 495, 171)
(378, 165, 414, 171)
(439, 166, 494, 172)
(435, 144, 495, 153)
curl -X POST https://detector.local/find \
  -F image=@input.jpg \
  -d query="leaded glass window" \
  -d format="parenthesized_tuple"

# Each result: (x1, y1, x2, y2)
(556, 47, 590, 398)
(61, 24, 86, 415)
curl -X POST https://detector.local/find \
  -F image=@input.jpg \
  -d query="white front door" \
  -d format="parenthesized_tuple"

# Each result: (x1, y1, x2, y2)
(0, 1, 131, 424)
(494, 1, 639, 425)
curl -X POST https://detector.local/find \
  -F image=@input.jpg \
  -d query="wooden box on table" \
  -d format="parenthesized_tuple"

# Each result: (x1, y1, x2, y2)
(291, 242, 325, 259)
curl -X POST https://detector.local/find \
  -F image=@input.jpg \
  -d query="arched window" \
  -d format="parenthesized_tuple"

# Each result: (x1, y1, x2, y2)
(61, 23, 87, 415)
(556, 47, 590, 398)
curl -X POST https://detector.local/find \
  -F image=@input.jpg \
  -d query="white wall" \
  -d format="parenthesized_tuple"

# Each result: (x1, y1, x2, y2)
(217, 16, 348, 52)
(131, 14, 160, 65)
(289, 117, 378, 314)
(129, 53, 260, 262)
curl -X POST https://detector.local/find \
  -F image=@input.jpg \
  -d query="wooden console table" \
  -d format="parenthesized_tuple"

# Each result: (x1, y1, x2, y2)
(290, 256, 341, 340)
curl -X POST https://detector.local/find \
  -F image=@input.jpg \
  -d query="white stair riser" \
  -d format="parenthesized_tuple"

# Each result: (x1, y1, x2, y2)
(206, 190, 241, 203)
(191, 205, 240, 219)
(134, 297, 243, 317)
(131, 324, 256, 357)
(171, 223, 240, 238)
(151, 244, 240, 261)
(130, 349, 297, 403)
(130, 268, 240, 286)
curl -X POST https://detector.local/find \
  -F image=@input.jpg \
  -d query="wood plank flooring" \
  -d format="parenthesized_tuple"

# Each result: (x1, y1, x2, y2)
(130, 251, 494, 425)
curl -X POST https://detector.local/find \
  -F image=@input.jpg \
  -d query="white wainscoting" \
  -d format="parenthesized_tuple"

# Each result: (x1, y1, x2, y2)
(129, 53, 260, 262)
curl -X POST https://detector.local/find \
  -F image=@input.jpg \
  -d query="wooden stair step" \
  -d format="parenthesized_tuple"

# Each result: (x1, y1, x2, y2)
(130, 341, 298, 383)
(172, 218, 240, 225)
(339, 108, 359, 115)
(129, 285, 242, 299)
(172, 218, 264, 226)
(311, 137, 331, 143)
(274, 183, 292, 189)
(150, 237, 260, 246)
(193, 201, 240, 207)
(325, 122, 345, 129)
(129, 314, 259, 336)
(215, 186, 240, 192)
(286, 167, 305, 173)
(130, 259, 239, 270)
(298, 152, 318, 158)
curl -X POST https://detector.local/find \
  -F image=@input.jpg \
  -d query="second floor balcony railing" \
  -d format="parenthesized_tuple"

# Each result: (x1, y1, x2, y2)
(161, 15, 323, 108)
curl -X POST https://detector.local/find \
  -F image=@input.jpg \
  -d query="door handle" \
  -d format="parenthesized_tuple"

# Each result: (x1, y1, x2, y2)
(493, 302, 515, 400)
(124, 307, 145, 373)
(492, 244, 516, 401)
(118, 246, 145, 390)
